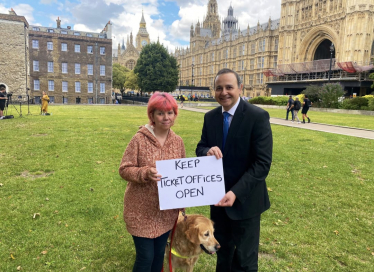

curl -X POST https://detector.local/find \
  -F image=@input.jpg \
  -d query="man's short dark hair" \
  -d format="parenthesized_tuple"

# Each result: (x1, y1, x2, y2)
(214, 68, 241, 88)
(305, 95, 308, 98)
(0, 87, 5, 91)
(289, 95, 292, 98)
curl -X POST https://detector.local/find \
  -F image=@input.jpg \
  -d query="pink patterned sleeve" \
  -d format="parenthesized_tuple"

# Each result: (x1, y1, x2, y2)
(119, 136, 150, 184)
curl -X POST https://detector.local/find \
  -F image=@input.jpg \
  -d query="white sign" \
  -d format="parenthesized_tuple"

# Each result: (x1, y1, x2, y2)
(156, 156, 226, 210)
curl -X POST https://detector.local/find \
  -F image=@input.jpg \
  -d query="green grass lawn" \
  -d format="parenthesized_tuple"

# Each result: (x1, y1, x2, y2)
(198, 106, 374, 130)
(1, 105, 373, 271)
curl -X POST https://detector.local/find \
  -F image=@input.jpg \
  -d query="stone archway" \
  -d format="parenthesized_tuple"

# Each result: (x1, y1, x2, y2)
(298, 25, 339, 62)
(314, 39, 335, 60)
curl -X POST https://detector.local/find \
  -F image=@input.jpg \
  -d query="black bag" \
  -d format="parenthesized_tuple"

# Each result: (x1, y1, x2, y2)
(4, 115, 14, 119)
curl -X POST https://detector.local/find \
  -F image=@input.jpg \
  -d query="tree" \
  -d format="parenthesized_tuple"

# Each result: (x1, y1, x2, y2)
(370, 72, 374, 89)
(134, 42, 179, 93)
(112, 63, 130, 93)
(301, 84, 321, 103)
(318, 83, 345, 108)
(124, 70, 139, 91)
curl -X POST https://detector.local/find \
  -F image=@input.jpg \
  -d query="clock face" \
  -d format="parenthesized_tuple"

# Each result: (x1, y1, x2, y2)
(141, 40, 147, 46)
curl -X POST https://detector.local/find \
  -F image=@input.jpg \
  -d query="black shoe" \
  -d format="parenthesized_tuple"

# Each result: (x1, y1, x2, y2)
(308, 117, 310, 123)
(302, 120, 305, 123)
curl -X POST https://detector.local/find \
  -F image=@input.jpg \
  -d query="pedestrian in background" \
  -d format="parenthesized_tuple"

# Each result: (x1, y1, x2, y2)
(286, 95, 294, 120)
(41, 91, 50, 115)
(292, 97, 301, 123)
(302, 95, 312, 123)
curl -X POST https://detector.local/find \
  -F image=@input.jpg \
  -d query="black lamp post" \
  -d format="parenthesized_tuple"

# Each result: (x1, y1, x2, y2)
(191, 63, 194, 96)
(328, 43, 335, 82)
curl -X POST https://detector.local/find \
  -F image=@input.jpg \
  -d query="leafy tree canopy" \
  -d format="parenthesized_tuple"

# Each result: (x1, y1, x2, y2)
(113, 63, 130, 92)
(301, 84, 321, 102)
(124, 70, 139, 90)
(370, 72, 374, 89)
(134, 42, 179, 93)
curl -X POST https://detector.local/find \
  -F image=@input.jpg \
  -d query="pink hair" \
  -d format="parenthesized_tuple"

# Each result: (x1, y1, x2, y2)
(147, 92, 178, 125)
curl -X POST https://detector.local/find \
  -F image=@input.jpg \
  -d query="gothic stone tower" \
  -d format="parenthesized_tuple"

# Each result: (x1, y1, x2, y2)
(136, 10, 150, 50)
(203, 0, 221, 39)
(278, 0, 374, 65)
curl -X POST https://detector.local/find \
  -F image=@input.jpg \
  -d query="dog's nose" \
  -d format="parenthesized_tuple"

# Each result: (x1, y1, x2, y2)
(215, 244, 221, 250)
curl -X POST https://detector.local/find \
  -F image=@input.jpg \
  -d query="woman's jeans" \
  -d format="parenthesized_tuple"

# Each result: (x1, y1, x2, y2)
(132, 230, 170, 272)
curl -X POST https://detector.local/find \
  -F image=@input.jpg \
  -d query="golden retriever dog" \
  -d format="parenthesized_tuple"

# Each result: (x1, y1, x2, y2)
(164, 213, 220, 272)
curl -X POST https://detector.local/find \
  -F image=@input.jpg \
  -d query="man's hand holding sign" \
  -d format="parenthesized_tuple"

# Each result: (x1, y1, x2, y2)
(156, 156, 226, 210)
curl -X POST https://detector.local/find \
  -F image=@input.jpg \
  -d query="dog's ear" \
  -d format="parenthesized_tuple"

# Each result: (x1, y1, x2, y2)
(185, 224, 200, 244)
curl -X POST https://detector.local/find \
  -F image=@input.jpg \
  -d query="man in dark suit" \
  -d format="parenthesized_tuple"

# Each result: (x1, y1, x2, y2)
(196, 68, 273, 271)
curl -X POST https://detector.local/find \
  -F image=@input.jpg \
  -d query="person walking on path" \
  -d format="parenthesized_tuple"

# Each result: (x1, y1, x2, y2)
(41, 91, 50, 115)
(180, 95, 185, 108)
(196, 68, 273, 272)
(119, 92, 185, 272)
(292, 97, 301, 123)
(302, 95, 312, 123)
(286, 95, 294, 120)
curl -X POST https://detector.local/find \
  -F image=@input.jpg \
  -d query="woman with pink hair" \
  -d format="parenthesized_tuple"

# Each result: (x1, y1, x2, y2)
(119, 92, 185, 272)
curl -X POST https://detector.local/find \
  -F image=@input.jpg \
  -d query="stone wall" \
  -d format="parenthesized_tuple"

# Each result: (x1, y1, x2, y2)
(0, 15, 29, 101)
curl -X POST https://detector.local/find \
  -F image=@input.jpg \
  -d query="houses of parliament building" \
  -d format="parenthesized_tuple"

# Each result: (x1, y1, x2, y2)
(174, 0, 374, 97)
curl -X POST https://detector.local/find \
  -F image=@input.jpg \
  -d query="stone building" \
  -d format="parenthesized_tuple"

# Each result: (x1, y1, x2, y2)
(113, 11, 151, 70)
(0, 9, 29, 100)
(29, 18, 112, 104)
(174, 0, 280, 98)
(267, 0, 374, 96)
(174, 0, 373, 97)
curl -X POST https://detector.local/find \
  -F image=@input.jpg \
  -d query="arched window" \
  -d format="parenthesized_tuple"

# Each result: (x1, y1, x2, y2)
(126, 60, 136, 70)
(314, 39, 335, 60)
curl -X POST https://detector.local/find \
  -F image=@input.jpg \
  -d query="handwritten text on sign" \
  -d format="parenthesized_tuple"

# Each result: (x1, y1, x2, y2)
(156, 156, 226, 210)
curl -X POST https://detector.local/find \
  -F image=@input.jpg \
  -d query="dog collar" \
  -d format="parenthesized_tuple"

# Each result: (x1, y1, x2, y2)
(171, 247, 200, 259)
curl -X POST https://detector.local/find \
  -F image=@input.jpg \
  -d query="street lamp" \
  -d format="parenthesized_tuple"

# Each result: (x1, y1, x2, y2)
(328, 42, 335, 82)
(191, 63, 194, 96)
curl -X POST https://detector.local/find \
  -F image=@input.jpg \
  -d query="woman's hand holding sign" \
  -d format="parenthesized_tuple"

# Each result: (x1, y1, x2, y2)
(207, 146, 223, 159)
(147, 167, 161, 182)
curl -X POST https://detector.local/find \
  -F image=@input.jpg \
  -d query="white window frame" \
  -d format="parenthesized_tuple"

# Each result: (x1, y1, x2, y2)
(75, 63, 81, 74)
(48, 61, 54, 73)
(100, 65, 105, 76)
(87, 45, 93, 54)
(100, 47, 105, 55)
(62, 81, 68, 92)
(88, 82, 93, 93)
(34, 79, 40, 90)
(48, 80, 54, 91)
(33, 60, 39, 72)
(75, 44, 80, 53)
(100, 83, 105, 93)
(47, 42, 53, 50)
(32, 40, 39, 49)
(61, 43, 67, 51)
(75, 81, 81, 93)
(87, 64, 93, 75)
(62, 62, 68, 74)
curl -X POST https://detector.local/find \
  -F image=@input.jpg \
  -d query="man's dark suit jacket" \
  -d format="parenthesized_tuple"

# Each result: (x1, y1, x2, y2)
(196, 99, 273, 220)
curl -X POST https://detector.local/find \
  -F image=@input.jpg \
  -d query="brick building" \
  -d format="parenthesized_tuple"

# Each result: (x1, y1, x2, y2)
(29, 18, 112, 104)
(0, 9, 29, 100)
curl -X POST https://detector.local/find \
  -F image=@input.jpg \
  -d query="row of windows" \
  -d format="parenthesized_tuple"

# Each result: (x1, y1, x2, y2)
(33, 79, 106, 93)
(32, 61, 106, 75)
(31, 40, 106, 54)
(181, 72, 264, 86)
(32, 27, 104, 38)
(34, 96, 106, 104)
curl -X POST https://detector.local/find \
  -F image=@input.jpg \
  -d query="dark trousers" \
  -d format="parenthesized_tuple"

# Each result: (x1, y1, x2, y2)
(286, 108, 294, 120)
(211, 206, 261, 272)
(132, 230, 170, 272)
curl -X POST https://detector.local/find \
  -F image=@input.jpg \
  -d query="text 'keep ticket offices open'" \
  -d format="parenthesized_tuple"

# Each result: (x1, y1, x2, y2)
(156, 156, 226, 210)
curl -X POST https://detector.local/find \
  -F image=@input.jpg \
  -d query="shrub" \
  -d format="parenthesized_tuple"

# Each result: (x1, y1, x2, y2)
(368, 98, 374, 111)
(248, 96, 289, 106)
(318, 83, 345, 108)
(301, 85, 321, 103)
(341, 97, 369, 110)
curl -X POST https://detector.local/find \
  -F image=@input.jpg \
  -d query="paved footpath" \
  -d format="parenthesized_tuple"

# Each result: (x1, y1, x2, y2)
(181, 106, 374, 140)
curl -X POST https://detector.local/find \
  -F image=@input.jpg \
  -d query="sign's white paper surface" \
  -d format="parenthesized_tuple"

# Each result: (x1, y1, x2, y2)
(156, 156, 226, 210)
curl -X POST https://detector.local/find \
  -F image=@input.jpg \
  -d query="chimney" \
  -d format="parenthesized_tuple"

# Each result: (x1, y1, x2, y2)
(9, 8, 17, 15)
(56, 17, 61, 28)
(67, 26, 71, 30)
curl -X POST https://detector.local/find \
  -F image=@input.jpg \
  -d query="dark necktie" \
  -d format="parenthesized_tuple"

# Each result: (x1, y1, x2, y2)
(222, 112, 230, 150)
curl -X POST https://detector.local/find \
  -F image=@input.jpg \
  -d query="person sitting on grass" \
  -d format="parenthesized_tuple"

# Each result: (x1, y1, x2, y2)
(119, 92, 186, 272)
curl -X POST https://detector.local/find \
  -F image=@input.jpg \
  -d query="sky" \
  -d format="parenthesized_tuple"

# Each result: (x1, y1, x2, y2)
(0, 0, 281, 51)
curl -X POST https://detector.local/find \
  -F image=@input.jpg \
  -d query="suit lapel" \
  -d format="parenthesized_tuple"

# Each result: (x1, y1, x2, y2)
(223, 99, 245, 155)
(213, 108, 224, 150)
